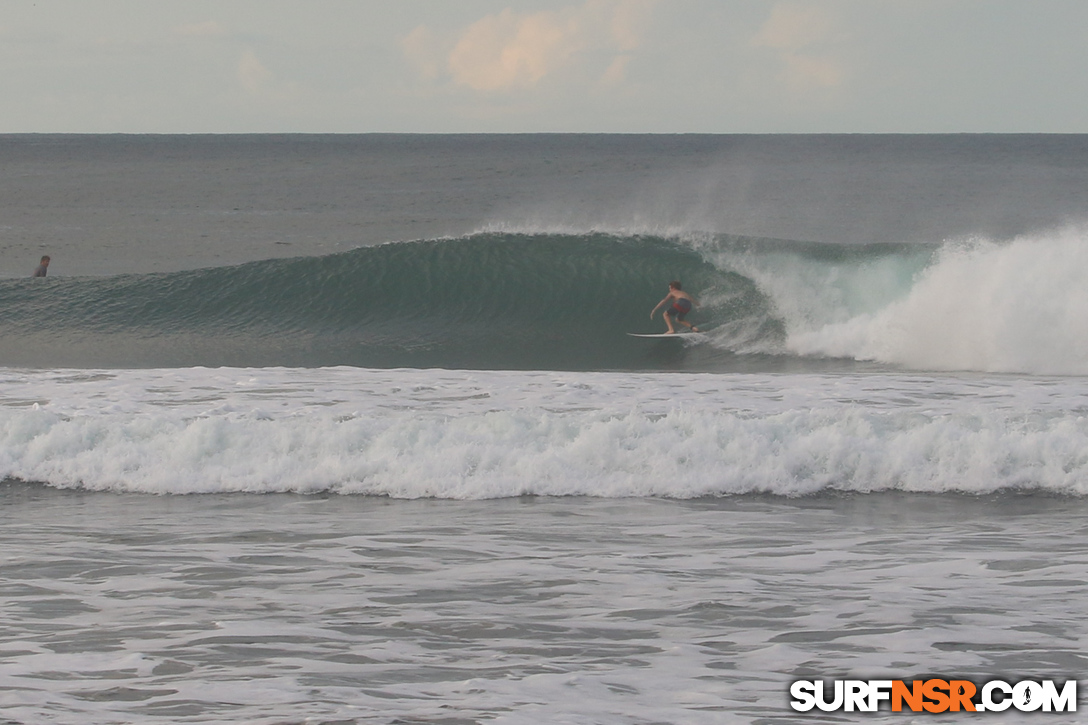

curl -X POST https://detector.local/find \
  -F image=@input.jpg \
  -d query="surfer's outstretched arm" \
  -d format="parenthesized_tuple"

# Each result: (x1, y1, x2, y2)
(650, 295, 671, 318)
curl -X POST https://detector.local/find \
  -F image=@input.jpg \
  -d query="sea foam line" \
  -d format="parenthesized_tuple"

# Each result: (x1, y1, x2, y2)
(2, 367, 1087, 498)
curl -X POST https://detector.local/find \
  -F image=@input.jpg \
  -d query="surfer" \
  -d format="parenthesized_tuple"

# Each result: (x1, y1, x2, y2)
(650, 281, 700, 334)
(32, 255, 50, 277)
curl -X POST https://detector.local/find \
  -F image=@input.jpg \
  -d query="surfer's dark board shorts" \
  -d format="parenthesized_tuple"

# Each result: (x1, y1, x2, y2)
(667, 298, 692, 320)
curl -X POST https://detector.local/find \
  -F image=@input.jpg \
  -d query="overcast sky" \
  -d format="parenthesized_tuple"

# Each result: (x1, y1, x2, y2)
(2, 0, 1086, 134)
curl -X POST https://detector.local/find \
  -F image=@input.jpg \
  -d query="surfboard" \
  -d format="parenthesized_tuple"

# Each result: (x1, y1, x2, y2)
(627, 332, 705, 338)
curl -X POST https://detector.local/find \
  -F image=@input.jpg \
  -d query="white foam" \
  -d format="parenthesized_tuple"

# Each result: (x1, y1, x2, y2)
(3, 366, 1088, 497)
(773, 229, 1088, 374)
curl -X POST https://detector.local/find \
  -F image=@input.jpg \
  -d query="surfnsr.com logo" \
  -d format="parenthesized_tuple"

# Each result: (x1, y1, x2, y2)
(789, 679, 1077, 713)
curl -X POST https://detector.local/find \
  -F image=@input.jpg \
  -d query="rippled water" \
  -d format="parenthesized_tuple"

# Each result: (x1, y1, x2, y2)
(2, 486, 1086, 724)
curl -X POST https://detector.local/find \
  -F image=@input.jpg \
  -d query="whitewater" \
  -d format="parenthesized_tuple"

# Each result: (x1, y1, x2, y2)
(771, 229, 1088, 374)
(3, 134, 1088, 724)
(4, 366, 1088, 498)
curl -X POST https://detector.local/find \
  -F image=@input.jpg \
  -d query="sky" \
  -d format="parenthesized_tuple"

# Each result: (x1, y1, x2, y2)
(2, 0, 1087, 134)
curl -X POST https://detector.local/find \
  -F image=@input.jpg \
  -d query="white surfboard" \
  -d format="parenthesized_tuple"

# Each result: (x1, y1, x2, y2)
(627, 332, 706, 338)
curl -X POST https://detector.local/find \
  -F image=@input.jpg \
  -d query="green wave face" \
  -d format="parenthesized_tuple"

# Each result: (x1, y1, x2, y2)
(0, 233, 928, 371)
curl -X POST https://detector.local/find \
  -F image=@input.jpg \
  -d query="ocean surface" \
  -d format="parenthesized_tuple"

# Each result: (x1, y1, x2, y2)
(2, 134, 1088, 723)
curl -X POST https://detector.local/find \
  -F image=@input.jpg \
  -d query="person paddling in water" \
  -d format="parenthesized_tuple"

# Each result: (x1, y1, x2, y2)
(32, 255, 50, 277)
(650, 281, 701, 334)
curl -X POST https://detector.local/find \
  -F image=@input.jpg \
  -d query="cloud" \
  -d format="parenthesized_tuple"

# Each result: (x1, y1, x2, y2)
(447, 8, 580, 91)
(237, 49, 273, 94)
(752, 3, 831, 51)
(601, 54, 633, 86)
(781, 54, 843, 89)
(235, 48, 302, 104)
(609, 0, 655, 52)
(174, 21, 227, 38)
(404, 0, 656, 93)
(752, 2, 845, 91)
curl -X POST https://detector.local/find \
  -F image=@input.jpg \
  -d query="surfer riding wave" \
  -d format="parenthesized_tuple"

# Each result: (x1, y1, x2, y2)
(651, 281, 701, 334)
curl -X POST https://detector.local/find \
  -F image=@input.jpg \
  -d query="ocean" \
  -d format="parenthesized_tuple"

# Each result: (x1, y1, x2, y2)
(2, 134, 1088, 723)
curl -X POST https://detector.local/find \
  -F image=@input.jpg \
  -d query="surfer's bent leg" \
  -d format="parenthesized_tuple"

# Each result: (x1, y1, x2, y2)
(664, 307, 677, 333)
